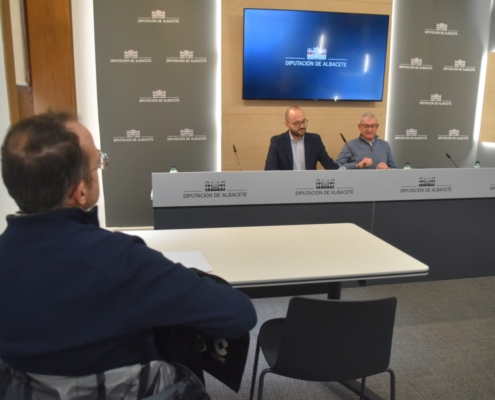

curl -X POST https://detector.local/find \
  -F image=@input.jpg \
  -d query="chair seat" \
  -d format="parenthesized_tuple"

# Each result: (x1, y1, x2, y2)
(258, 318, 285, 368)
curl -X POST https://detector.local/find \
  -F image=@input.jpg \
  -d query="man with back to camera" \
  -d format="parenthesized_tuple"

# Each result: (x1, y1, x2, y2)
(264, 106, 339, 170)
(0, 112, 257, 397)
(335, 112, 398, 170)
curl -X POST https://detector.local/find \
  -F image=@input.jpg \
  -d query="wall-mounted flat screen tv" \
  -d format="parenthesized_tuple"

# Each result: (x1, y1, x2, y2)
(243, 9, 390, 101)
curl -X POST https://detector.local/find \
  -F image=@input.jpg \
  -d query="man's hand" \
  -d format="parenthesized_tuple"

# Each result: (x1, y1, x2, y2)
(357, 157, 373, 169)
(376, 162, 390, 170)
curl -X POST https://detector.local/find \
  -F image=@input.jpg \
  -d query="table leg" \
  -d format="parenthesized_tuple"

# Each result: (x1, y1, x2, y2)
(327, 282, 342, 300)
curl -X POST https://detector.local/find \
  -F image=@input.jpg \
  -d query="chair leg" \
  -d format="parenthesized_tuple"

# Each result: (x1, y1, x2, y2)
(249, 339, 262, 400)
(258, 368, 272, 400)
(386, 368, 396, 400)
(359, 377, 367, 400)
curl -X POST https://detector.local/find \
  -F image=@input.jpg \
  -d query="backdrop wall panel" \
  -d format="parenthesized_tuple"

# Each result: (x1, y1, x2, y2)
(94, 0, 218, 227)
(386, 0, 493, 169)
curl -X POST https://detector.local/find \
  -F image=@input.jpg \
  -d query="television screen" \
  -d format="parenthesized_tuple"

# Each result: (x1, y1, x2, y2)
(243, 9, 390, 101)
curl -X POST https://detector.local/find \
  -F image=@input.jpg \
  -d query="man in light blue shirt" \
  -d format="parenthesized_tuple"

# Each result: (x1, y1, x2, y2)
(335, 113, 398, 170)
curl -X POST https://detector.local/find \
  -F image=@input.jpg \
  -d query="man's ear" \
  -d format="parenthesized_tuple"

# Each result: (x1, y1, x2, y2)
(65, 180, 89, 209)
(284, 121, 289, 129)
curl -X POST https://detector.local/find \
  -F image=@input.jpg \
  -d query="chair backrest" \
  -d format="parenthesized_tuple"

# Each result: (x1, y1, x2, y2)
(274, 296, 397, 382)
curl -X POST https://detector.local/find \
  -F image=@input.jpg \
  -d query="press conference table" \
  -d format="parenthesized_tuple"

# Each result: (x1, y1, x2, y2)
(123, 223, 428, 299)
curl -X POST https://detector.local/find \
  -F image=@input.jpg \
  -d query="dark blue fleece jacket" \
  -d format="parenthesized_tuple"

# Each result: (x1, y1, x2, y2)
(0, 207, 256, 376)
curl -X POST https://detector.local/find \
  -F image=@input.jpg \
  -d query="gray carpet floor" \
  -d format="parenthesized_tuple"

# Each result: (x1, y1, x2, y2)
(204, 277, 495, 399)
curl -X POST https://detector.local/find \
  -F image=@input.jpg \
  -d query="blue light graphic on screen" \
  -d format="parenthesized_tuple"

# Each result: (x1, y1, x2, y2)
(243, 9, 389, 101)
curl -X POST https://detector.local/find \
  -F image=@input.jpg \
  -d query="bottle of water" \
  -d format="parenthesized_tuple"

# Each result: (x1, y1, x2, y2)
(338, 166, 346, 170)
(169, 165, 178, 173)
(473, 161, 481, 169)
(403, 162, 411, 169)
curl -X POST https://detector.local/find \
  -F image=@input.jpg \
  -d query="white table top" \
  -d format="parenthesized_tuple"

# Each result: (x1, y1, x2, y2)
(123, 223, 428, 288)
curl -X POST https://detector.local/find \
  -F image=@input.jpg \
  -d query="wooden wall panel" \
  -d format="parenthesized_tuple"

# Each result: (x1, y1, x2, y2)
(25, 0, 76, 114)
(16, 84, 33, 120)
(222, 0, 393, 171)
(479, 53, 495, 143)
(1, 0, 19, 123)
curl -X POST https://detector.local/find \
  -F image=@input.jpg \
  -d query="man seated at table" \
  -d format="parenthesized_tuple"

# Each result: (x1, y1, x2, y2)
(0, 112, 257, 397)
(335, 112, 398, 170)
(264, 106, 339, 170)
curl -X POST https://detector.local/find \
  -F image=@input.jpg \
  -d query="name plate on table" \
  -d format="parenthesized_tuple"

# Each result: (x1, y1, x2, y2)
(374, 168, 495, 201)
(152, 170, 376, 207)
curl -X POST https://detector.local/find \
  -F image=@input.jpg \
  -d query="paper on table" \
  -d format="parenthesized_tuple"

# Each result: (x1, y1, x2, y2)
(162, 251, 213, 273)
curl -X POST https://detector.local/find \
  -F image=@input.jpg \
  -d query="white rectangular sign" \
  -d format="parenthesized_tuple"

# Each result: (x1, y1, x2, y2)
(152, 168, 495, 208)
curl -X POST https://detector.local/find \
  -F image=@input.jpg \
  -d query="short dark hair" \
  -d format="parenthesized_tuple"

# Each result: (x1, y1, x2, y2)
(1, 112, 90, 214)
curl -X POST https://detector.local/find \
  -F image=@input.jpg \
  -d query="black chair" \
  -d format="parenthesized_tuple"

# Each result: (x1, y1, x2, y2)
(249, 296, 397, 400)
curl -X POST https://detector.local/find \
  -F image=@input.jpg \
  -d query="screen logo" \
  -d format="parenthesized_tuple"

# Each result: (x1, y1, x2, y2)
(285, 46, 347, 68)
(307, 47, 327, 60)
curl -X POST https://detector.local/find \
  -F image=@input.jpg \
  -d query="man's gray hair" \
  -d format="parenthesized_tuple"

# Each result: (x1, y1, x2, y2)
(360, 112, 378, 124)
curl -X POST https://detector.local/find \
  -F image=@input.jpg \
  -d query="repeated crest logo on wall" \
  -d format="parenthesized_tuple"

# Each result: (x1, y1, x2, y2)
(443, 59, 475, 72)
(166, 50, 207, 63)
(111, 50, 152, 63)
(285, 46, 347, 68)
(438, 129, 469, 141)
(399, 58, 433, 70)
(425, 23, 458, 35)
(139, 90, 179, 103)
(113, 129, 154, 142)
(395, 128, 428, 140)
(295, 179, 354, 196)
(167, 129, 207, 142)
(419, 94, 451, 106)
(138, 10, 179, 23)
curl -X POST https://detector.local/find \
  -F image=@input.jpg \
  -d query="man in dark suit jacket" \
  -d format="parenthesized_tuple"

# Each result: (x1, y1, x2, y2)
(264, 106, 339, 170)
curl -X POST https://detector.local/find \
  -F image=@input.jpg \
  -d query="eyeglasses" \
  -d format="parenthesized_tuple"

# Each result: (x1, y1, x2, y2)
(97, 150, 109, 170)
(287, 119, 309, 128)
(361, 124, 378, 130)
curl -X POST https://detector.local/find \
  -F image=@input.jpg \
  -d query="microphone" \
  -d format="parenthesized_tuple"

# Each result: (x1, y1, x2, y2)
(233, 144, 242, 171)
(445, 153, 459, 168)
(339, 133, 357, 162)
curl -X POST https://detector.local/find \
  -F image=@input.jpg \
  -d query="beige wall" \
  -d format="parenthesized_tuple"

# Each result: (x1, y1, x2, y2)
(221, 0, 393, 171)
(480, 52, 495, 143)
